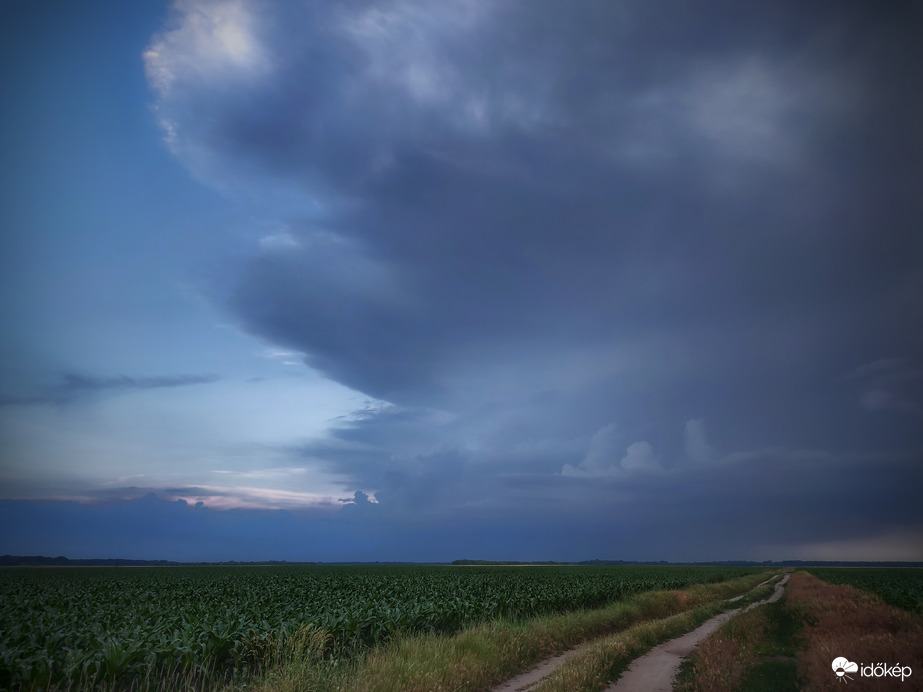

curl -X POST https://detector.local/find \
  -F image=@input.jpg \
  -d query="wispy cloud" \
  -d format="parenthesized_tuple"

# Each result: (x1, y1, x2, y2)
(683, 418, 717, 464)
(843, 358, 923, 417)
(0, 373, 220, 407)
(160, 485, 341, 511)
(30, 484, 344, 512)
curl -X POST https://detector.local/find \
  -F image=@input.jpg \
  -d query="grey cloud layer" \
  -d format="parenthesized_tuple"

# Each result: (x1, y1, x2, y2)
(145, 0, 923, 556)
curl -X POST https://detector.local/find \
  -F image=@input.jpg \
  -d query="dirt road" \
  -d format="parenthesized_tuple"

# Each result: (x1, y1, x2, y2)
(489, 575, 787, 692)
(491, 645, 590, 692)
(603, 574, 789, 692)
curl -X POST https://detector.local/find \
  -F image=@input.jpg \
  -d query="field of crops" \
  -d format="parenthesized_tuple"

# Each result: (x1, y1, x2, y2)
(806, 567, 923, 613)
(0, 564, 760, 688)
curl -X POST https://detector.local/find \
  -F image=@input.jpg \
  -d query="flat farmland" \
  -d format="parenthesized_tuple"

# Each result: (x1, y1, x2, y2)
(0, 564, 760, 689)
(804, 566, 923, 613)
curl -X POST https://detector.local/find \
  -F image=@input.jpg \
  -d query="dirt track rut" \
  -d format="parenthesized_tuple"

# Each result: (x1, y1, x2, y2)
(604, 574, 789, 692)
(489, 574, 787, 692)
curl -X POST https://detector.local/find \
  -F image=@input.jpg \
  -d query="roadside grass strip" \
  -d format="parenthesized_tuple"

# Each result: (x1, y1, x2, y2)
(784, 572, 923, 692)
(330, 594, 705, 692)
(735, 597, 802, 692)
(240, 572, 772, 692)
(526, 602, 728, 692)
(674, 589, 801, 692)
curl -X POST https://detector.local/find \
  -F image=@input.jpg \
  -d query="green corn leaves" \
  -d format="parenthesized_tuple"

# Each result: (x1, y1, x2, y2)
(0, 564, 759, 689)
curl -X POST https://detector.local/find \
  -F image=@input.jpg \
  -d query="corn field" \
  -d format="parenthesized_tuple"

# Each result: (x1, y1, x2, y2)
(805, 567, 923, 613)
(0, 564, 759, 689)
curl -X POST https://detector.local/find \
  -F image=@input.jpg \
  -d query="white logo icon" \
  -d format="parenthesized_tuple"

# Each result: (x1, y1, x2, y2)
(832, 657, 859, 683)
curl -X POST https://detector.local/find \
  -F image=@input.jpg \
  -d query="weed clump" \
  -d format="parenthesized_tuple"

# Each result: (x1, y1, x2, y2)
(676, 607, 769, 691)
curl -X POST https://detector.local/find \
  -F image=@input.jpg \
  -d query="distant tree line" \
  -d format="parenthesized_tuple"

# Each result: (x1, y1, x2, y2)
(0, 555, 317, 567)
(4, 555, 921, 568)
(453, 558, 923, 568)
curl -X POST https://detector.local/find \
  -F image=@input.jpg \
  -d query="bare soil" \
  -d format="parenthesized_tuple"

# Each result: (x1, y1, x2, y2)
(490, 646, 590, 692)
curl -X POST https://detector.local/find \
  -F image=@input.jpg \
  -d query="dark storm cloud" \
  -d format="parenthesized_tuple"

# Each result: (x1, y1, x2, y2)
(0, 373, 221, 407)
(150, 0, 923, 408)
(144, 0, 923, 557)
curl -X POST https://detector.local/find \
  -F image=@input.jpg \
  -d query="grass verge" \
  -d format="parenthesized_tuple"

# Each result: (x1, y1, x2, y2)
(736, 597, 802, 692)
(674, 605, 770, 692)
(529, 576, 782, 692)
(233, 571, 773, 692)
(529, 601, 727, 692)
(785, 571, 923, 692)
(674, 581, 801, 692)
(22, 624, 333, 692)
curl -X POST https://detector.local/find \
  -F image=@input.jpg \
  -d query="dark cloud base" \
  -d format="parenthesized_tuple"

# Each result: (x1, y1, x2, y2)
(2, 443, 921, 563)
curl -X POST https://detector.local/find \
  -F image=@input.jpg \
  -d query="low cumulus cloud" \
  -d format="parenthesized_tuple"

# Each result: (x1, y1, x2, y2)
(562, 424, 663, 478)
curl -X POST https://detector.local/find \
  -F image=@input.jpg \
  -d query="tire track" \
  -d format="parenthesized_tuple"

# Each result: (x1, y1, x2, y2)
(489, 575, 783, 692)
(603, 574, 789, 692)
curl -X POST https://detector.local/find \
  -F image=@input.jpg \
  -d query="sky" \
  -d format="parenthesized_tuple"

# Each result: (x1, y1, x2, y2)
(1, 0, 921, 563)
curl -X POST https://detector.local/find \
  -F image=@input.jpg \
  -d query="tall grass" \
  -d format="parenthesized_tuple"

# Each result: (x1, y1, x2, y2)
(237, 571, 772, 692)
(785, 572, 923, 692)
(675, 606, 769, 692)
